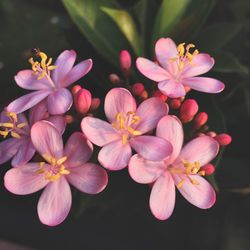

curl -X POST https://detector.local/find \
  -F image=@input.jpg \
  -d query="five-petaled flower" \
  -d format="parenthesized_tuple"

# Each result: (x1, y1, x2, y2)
(136, 38, 225, 98)
(81, 88, 173, 170)
(129, 115, 219, 220)
(4, 121, 108, 226)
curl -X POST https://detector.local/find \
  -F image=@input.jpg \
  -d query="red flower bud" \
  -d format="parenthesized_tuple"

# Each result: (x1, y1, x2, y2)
(71, 85, 82, 95)
(201, 163, 215, 175)
(74, 88, 92, 115)
(132, 83, 145, 96)
(153, 90, 168, 102)
(90, 98, 101, 111)
(109, 74, 121, 85)
(140, 90, 148, 100)
(194, 112, 208, 129)
(169, 99, 181, 109)
(179, 99, 199, 123)
(215, 133, 232, 146)
(119, 50, 131, 77)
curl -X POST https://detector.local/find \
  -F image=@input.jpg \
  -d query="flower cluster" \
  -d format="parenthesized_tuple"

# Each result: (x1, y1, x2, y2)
(0, 38, 231, 226)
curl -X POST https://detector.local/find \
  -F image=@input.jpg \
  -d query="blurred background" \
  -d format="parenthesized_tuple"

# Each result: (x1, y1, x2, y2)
(0, 0, 250, 249)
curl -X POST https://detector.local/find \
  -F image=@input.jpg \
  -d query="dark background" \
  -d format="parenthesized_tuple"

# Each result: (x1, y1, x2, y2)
(0, 0, 250, 249)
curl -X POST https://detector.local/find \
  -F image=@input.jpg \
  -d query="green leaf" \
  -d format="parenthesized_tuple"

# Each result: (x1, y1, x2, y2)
(101, 7, 142, 55)
(213, 51, 248, 74)
(62, 0, 132, 67)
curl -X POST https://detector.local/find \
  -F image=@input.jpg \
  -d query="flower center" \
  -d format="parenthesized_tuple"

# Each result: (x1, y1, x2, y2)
(35, 155, 70, 182)
(169, 159, 205, 188)
(29, 49, 57, 81)
(0, 112, 27, 139)
(112, 111, 142, 144)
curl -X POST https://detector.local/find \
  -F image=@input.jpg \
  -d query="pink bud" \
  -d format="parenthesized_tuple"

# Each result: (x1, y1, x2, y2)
(74, 88, 92, 115)
(215, 133, 232, 146)
(119, 50, 131, 77)
(109, 74, 121, 85)
(140, 90, 148, 100)
(201, 163, 215, 175)
(169, 99, 181, 109)
(206, 131, 217, 138)
(153, 90, 168, 102)
(132, 83, 145, 96)
(179, 99, 199, 123)
(194, 112, 208, 129)
(90, 98, 101, 111)
(71, 85, 82, 95)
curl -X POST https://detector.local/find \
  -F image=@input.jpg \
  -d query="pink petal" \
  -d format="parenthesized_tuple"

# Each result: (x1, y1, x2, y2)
(15, 70, 53, 90)
(177, 136, 219, 166)
(173, 174, 216, 209)
(47, 88, 73, 115)
(150, 172, 175, 220)
(29, 100, 48, 125)
(0, 138, 22, 164)
(135, 97, 169, 134)
(104, 88, 136, 123)
(64, 132, 93, 168)
(98, 140, 132, 170)
(128, 154, 166, 184)
(52, 50, 76, 87)
(7, 90, 51, 114)
(62, 59, 93, 87)
(4, 163, 49, 195)
(48, 115, 66, 135)
(67, 163, 108, 194)
(182, 53, 215, 78)
(182, 77, 225, 93)
(38, 177, 72, 226)
(158, 79, 186, 98)
(130, 135, 173, 161)
(11, 138, 36, 167)
(156, 115, 183, 164)
(136, 57, 170, 82)
(81, 117, 120, 147)
(31, 121, 63, 159)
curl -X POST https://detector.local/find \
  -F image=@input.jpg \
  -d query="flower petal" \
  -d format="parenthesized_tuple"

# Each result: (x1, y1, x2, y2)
(182, 53, 215, 78)
(52, 50, 76, 86)
(4, 163, 49, 195)
(62, 59, 93, 87)
(177, 136, 219, 166)
(173, 174, 216, 209)
(11, 138, 36, 167)
(158, 79, 186, 98)
(15, 70, 53, 90)
(31, 120, 63, 159)
(0, 138, 21, 165)
(38, 177, 72, 226)
(29, 100, 47, 125)
(67, 163, 108, 194)
(136, 57, 170, 82)
(156, 115, 183, 164)
(7, 90, 51, 114)
(182, 77, 225, 93)
(48, 115, 66, 135)
(128, 154, 166, 184)
(64, 132, 93, 168)
(135, 97, 169, 134)
(130, 135, 173, 161)
(47, 88, 73, 115)
(81, 117, 120, 147)
(150, 172, 175, 220)
(98, 140, 132, 170)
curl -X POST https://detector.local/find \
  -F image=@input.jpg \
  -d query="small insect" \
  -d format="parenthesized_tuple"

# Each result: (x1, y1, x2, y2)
(31, 48, 41, 57)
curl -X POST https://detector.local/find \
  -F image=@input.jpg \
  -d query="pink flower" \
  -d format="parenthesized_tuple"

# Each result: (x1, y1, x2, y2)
(0, 101, 65, 167)
(81, 88, 172, 170)
(136, 38, 225, 98)
(4, 121, 108, 226)
(129, 115, 219, 220)
(7, 50, 92, 115)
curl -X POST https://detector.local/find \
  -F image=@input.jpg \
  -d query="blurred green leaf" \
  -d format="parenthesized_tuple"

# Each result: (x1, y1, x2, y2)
(101, 7, 142, 55)
(62, 0, 132, 67)
(213, 51, 248, 74)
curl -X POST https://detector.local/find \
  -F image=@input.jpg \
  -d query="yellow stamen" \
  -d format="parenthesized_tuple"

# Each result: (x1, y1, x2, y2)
(0, 129, 9, 138)
(122, 134, 128, 144)
(57, 156, 68, 165)
(0, 123, 14, 128)
(11, 131, 21, 139)
(5, 112, 17, 122)
(17, 123, 27, 129)
(177, 179, 185, 189)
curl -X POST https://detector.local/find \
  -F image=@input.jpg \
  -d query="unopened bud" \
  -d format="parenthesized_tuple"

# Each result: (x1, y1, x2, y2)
(179, 99, 199, 123)
(109, 74, 121, 85)
(201, 163, 215, 175)
(194, 112, 208, 129)
(153, 90, 167, 102)
(132, 83, 145, 96)
(140, 90, 148, 100)
(90, 98, 101, 111)
(206, 131, 217, 138)
(169, 99, 181, 109)
(215, 133, 232, 146)
(119, 50, 131, 77)
(71, 85, 82, 95)
(74, 88, 92, 115)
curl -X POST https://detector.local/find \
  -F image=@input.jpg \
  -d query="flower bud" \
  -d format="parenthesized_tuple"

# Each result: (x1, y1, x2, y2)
(90, 98, 101, 111)
(206, 131, 217, 138)
(179, 99, 199, 123)
(201, 163, 215, 175)
(140, 90, 148, 100)
(169, 99, 181, 109)
(153, 90, 167, 102)
(119, 50, 131, 77)
(215, 133, 232, 146)
(74, 88, 92, 115)
(71, 85, 82, 95)
(132, 83, 145, 96)
(109, 74, 121, 85)
(194, 112, 208, 129)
